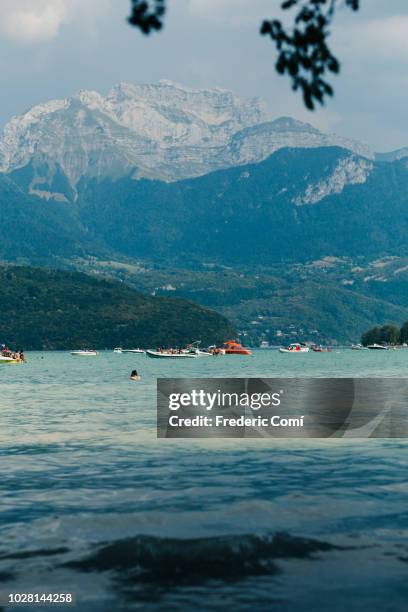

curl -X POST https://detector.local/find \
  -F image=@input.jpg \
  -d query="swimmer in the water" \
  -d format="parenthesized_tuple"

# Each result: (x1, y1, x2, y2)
(130, 369, 141, 381)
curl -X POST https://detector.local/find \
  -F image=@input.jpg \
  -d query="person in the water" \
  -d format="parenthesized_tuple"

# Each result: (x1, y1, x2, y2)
(130, 370, 141, 381)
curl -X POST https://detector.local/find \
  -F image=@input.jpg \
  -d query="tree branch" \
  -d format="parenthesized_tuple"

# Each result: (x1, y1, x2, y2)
(126, 1, 361, 110)
(128, 0, 166, 34)
(261, 0, 360, 110)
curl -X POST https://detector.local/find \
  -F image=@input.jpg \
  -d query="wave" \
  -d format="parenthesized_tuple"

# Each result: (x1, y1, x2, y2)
(63, 532, 344, 584)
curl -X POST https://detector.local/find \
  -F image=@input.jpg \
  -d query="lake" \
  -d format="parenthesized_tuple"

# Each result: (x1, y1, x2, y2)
(0, 350, 407, 610)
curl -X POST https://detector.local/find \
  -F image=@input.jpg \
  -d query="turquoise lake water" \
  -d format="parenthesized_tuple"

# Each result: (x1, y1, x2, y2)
(0, 350, 407, 610)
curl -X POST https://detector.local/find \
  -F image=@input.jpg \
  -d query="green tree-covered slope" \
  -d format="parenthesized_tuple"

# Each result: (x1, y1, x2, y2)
(0, 173, 105, 263)
(0, 266, 235, 350)
(77, 147, 408, 265)
(79, 259, 407, 345)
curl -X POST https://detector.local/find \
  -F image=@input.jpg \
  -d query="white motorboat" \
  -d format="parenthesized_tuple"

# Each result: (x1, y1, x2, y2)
(71, 350, 98, 356)
(351, 344, 368, 350)
(113, 347, 123, 353)
(146, 349, 197, 359)
(207, 345, 226, 355)
(182, 348, 213, 357)
(181, 341, 213, 357)
(122, 348, 145, 354)
(279, 343, 310, 353)
(367, 344, 388, 350)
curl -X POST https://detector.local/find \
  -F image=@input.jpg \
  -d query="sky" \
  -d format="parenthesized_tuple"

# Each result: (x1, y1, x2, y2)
(0, 0, 407, 152)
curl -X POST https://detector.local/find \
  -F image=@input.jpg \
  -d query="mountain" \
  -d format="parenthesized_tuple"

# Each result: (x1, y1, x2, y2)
(376, 147, 408, 162)
(1, 80, 406, 346)
(0, 172, 104, 262)
(0, 265, 235, 350)
(1, 143, 407, 344)
(2, 145, 408, 266)
(76, 146, 408, 265)
(0, 81, 372, 200)
(98, 259, 407, 345)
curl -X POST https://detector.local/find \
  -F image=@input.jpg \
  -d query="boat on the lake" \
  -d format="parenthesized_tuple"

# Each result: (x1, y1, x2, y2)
(146, 349, 197, 359)
(208, 345, 226, 355)
(311, 345, 332, 353)
(114, 348, 145, 354)
(0, 354, 24, 364)
(279, 343, 310, 353)
(351, 344, 368, 350)
(71, 350, 98, 356)
(182, 341, 213, 357)
(367, 344, 388, 350)
(182, 348, 212, 357)
(195, 349, 213, 357)
(0, 346, 25, 364)
(222, 340, 252, 355)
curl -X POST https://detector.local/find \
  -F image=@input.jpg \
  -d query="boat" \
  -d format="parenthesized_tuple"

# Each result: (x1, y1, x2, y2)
(351, 344, 368, 350)
(114, 347, 123, 353)
(0, 346, 25, 364)
(122, 349, 145, 354)
(208, 345, 226, 355)
(222, 340, 252, 355)
(0, 355, 24, 364)
(146, 349, 197, 359)
(182, 348, 213, 357)
(311, 345, 332, 353)
(367, 344, 388, 350)
(279, 343, 310, 353)
(71, 350, 98, 356)
(181, 341, 213, 357)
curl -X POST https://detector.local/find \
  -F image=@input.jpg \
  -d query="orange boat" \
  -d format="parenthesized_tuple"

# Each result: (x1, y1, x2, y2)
(222, 340, 252, 355)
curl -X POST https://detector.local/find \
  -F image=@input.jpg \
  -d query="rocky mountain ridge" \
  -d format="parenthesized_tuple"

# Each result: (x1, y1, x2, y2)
(0, 81, 373, 200)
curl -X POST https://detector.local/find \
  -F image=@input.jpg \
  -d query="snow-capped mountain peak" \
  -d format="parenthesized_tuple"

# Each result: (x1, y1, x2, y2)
(0, 81, 373, 199)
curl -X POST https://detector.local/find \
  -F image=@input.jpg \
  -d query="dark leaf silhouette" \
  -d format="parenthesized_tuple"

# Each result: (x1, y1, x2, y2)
(128, 0, 166, 34)
(261, 0, 360, 110)
(126, 0, 361, 110)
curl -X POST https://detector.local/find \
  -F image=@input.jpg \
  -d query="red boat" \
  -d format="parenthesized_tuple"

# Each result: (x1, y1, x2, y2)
(222, 340, 252, 355)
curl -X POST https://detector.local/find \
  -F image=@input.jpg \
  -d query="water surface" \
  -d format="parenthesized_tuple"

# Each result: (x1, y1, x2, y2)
(0, 350, 407, 610)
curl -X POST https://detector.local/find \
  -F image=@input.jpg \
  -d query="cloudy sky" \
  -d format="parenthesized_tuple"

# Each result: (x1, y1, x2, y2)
(0, 0, 407, 151)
